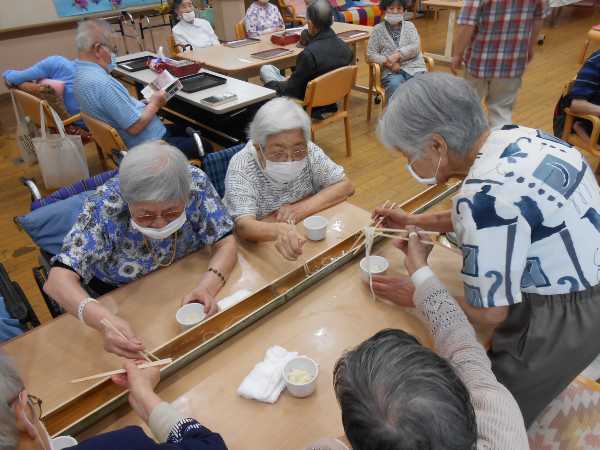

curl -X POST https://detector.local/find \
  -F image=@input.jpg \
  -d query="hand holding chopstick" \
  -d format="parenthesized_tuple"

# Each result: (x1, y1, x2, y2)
(100, 318, 160, 362)
(70, 358, 172, 383)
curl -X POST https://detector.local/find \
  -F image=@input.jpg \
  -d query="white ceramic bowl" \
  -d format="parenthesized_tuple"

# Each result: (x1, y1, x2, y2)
(283, 356, 319, 398)
(360, 255, 389, 283)
(176, 303, 207, 330)
(51, 436, 78, 450)
(303, 215, 328, 241)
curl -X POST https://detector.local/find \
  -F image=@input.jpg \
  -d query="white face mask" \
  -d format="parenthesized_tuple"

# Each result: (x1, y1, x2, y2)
(257, 145, 307, 184)
(385, 13, 404, 25)
(406, 154, 441, 185)
(181, 11, 196, 23)
(130, 210, 187, 240)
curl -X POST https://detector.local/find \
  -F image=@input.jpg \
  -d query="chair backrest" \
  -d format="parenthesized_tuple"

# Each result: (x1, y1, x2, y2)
(304, 65, 358, 108)
(424, 55, 435, 72)
(168, 34, 179, 57)
(528, 376, 600, 448)
(11, 88, 57, 129)
(81, 112, 127, 156)
(202, 143, 245, 197)
(235, 19, 247, 40)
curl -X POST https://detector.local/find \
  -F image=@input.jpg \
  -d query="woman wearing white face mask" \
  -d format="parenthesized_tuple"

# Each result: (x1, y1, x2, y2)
(0, 354, 228, 450)
(44, 141, 237, 360)
(224, 98, 354, 261)
(366, 0, 427, 101)
(172, 0, 220, 50)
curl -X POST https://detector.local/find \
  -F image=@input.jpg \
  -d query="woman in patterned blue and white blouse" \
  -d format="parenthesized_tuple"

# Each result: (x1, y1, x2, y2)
(44, 141, 237, 359)
(224, 98, 354, 261)
(372, 72, 600, 427)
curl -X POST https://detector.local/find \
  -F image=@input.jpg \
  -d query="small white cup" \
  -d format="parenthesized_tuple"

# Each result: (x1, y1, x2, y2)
(360, 256, 389, 283)
(51, 436, 78, 450)
(176, 303, 207, 330)
(303, 215, 328, 241)
(283, 356, 319, 398)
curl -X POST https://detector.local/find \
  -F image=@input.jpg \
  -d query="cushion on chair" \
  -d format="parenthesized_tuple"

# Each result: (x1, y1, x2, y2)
(30, 169, 118, 211)
(328, 0, 349, 9)
(337, 5, 382, 25)
(17, 192, 92, 255)
(202, 144, 245, 197)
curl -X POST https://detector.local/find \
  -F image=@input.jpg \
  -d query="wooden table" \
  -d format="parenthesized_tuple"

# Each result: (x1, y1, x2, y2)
(81, 232, 464, 449)
(178, 22, 373, 80)
(422, 0, 464, 64)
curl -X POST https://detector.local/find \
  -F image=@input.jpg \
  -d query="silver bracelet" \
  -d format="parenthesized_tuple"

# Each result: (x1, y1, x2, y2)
(77, 298, 98, 324)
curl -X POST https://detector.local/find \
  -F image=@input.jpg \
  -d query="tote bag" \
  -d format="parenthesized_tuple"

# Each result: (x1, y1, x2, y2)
(10, 90, 38, 165)
(33, 103, 89, 189)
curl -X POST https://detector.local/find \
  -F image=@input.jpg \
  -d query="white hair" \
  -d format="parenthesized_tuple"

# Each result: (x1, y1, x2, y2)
(119, 141, 192, 205)
(0, 354, 24, 450)
(248, 97, 311, 148)
(76, 19, 113, 52)
(377, 72, 489, 160)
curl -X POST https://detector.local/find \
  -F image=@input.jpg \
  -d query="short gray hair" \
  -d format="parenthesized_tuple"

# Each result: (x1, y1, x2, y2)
(307, 0, 333, 30)
(334, 329, 477, 450)
(0, 354, 25, 450)
(76, 19, 113, 52)
(119, 141, 192, 204)
(248, 97, 311, 148)
(377, 72, 488, 160)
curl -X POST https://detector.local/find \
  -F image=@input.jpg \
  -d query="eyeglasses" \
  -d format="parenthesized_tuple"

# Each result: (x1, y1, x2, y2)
(8, 392, 43, 420)
(131, 208, 185, 227)
(265, 146, 308, 162)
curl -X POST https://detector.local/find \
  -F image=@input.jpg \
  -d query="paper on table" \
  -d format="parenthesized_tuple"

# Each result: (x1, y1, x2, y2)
(217, 289, 252, 312)
(141, 70, 183, 101)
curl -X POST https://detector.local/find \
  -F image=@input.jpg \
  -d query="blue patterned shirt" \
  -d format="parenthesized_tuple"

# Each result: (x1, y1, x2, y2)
(570, 49, 600, 106)
(53, 167, 233, 286)
(74, 60, 166, 148)
(453, 126, 600, 308)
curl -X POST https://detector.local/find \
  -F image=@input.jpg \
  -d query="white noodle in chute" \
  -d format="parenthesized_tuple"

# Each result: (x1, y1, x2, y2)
(363, 226, 376, 301)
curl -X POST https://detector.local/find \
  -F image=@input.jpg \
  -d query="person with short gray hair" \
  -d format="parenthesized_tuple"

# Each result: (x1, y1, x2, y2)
(45, 141, 237, 359)
(224, 97, 354, 261)
(0, 353, 228, 450)
(373, 72, 600, 427)
(259, 0, 353, 111)
(73, 19, 207, 158)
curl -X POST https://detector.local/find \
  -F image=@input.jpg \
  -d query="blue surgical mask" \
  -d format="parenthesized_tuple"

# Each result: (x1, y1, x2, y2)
(107, 53, 117, 73)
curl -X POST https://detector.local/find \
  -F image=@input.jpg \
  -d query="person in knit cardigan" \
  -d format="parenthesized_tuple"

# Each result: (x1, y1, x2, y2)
(324, 227, 529, 450)
(366, 0, 427, 100)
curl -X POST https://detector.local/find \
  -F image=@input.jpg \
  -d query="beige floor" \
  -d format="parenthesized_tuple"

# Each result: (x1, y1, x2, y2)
(1, 6, 599, 323)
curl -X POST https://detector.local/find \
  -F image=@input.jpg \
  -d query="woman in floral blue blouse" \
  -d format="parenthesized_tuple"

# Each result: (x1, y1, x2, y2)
(44, 141, 237, 359)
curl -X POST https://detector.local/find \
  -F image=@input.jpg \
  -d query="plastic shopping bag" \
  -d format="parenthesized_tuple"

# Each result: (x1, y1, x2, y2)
(32, 103, 89, 189)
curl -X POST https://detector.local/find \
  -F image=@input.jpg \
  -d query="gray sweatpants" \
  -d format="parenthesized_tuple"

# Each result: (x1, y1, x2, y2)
(489, 283, 600, 427)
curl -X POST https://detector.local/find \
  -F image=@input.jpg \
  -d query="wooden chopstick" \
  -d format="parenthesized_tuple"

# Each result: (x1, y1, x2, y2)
(100, 319, 158, 362)
(287, 219, 310, 275)
(70, 358, 173, 383)
(373, 228, 440, 236)
(373, 233, 462, 254)
(350, 201, 397, 255)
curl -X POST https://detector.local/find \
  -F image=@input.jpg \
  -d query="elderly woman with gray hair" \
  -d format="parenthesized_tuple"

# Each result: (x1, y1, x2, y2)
(224, 97, 354, 260)
(372, 72, 600, 428)
(44, 141, 237, 359)
(0, 354, 227, 449)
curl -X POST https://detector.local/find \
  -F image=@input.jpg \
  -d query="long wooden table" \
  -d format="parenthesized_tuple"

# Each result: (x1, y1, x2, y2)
(422, 0, 464, 64)
(178, 22, 372, 80)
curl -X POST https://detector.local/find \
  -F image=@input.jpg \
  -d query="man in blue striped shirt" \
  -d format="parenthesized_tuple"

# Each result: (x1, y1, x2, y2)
(73, 20, 203, 158)
(569, 49, 600, 147)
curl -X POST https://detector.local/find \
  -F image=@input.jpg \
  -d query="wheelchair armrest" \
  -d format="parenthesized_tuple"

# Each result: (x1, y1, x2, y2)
(20, 177, 42, 201)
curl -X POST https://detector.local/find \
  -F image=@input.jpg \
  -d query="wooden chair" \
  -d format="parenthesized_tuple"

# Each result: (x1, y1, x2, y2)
(11, 88, 82, 131)
(580, 23, 600, 64)
(235, 19, 247, 40)
(276, 0, 305, 26)
(560, 81, 600, 175)
(366, 54, 435, 121)
(302, 65, 358, 157)
(167, 34, 193, 58)
(80, 112, 127, 169)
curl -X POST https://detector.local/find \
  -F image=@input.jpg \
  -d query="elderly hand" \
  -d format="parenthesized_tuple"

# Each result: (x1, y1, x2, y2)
(371, 274, 415, 307)
(101, 314, 146, 360)
(391, 62, 402, 73)
(276, 203, 306, 224)
(451, 55, 463, 75)
(393, 226, 434, 275)
(149, 89, 168, 109)
(182, 286, 219, 316)
(112, 360, 162, 423)
(275, 224, 306, 260)
(371, 205, 410, 230)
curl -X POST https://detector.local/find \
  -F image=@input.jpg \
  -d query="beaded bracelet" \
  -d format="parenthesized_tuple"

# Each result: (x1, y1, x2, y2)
(77, 298, 98, 324)
(208, 267, 226, 285)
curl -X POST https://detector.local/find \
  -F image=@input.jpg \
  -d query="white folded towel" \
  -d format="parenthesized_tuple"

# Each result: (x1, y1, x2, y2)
(237, 345, 298, 403)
